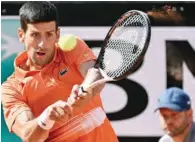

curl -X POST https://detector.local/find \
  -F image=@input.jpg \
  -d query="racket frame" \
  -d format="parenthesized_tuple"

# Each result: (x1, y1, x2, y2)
(82, 10, 151, 92)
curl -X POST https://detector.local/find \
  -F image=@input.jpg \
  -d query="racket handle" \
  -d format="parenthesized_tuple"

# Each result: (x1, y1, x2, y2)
(80, 86, 88, 93)
(78, 86, 90, 96)
(78, 78, 112, 97)
(93, 62, 99, 69)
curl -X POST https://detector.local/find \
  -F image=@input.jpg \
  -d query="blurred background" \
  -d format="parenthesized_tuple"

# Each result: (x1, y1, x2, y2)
(1, 1, 195, 142)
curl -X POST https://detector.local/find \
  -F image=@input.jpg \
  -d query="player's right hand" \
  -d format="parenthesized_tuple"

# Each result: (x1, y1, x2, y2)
(45, 100, 72, 122)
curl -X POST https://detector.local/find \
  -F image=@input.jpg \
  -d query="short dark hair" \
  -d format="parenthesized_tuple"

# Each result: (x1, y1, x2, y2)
(19, 1, 59, 32)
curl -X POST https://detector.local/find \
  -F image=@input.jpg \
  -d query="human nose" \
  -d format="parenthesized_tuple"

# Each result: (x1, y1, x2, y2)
(38, 37, 47, 49)
(164, 116, 174, 125)
(38, 41, 43, 49)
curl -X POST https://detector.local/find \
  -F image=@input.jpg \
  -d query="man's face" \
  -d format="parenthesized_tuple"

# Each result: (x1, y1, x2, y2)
(159, 108, 191, 136)
(19, 21, 60, 66)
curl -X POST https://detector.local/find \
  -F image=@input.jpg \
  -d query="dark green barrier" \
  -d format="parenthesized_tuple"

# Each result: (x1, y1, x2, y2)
(1, 18, 22, 142)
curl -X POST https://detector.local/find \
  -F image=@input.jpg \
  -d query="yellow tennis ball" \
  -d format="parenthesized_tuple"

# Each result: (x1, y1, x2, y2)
(58, 34, 77, 52)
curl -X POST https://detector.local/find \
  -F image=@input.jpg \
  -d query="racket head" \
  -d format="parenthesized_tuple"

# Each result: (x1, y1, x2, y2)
(95, 10, 151, 80)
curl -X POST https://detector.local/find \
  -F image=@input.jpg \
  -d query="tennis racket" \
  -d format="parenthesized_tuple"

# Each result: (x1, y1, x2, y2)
(80, 10, 151, 94)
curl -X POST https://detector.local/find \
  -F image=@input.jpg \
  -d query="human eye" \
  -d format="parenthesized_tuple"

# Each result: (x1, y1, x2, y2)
(31, 32, 39, 37)
(172, 113, 179, 119)
(47, 32, 54, 38)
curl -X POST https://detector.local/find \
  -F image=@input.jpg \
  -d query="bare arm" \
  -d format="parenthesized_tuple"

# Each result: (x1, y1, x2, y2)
(1, 81, 49, 142)
(66, 60, 105, 111)
(11, 99, 72, 142)
(79, 60, 105, 95)
(12, 111, 49, 142)
(79, 60, 96, 77)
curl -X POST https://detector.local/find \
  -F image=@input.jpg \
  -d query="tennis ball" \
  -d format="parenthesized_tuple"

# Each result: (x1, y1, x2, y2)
(58, 34, 77, 52)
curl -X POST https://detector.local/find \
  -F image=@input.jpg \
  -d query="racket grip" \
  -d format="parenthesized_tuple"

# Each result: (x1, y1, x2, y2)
(80, 86, 88, 93)
(78, 86, 89, 97)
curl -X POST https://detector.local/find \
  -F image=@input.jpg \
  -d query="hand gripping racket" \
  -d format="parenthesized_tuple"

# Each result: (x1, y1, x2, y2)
(80, 10, 151, 94)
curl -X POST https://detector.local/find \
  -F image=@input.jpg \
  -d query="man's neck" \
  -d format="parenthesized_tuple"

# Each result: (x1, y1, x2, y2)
(172, 122, 192, 142)
(29, 65, 43, 71)
(26, 58, 43, 71)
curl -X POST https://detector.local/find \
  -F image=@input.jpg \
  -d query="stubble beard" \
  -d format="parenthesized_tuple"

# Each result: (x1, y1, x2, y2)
(166, 122, 189, 137)
(32, 51, 55, 67)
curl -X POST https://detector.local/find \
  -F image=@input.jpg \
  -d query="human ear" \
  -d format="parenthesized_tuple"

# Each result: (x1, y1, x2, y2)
(18, 28, 25, 43)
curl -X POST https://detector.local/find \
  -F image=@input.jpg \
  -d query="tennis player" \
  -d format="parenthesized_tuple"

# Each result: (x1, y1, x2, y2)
(1, 1, 118, 142)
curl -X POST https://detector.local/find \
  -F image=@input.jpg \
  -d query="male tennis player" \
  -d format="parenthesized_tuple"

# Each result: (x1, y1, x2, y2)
(1, 2, 118, 142)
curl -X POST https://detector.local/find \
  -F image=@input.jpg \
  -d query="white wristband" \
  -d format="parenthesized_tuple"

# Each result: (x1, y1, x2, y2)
(37, 109, 55, 130)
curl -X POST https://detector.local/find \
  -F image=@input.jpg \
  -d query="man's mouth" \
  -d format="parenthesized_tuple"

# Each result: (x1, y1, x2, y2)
(36, 51, 46, 56)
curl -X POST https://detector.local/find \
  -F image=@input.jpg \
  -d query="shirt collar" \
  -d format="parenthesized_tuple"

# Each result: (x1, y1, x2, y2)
(14, 46, 60, 80)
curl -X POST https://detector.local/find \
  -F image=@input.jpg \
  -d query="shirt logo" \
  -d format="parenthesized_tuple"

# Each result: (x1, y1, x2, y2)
(46, 77, 58, 87)
(60, 68, 68, 76)
(84, 53, 88, 57)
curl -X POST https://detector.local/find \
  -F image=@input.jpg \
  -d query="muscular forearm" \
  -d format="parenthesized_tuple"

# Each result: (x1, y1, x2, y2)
(13, 100, 76, 142)
(14, 118, 49, 142)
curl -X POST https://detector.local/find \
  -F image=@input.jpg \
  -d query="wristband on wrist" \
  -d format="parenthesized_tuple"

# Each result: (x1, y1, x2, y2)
(37, 109, 55, 130)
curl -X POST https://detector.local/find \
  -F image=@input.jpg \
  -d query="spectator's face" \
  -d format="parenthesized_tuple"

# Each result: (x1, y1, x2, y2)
(18, 21, 60, 67)
(158, 108, 191, 136)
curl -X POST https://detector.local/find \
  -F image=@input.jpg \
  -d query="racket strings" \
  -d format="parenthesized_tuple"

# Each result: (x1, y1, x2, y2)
(104, 40, 143, 77)
(98, 12, 150, 78)
(119, 14, 148, 45)
(101, 12, 149, 78)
